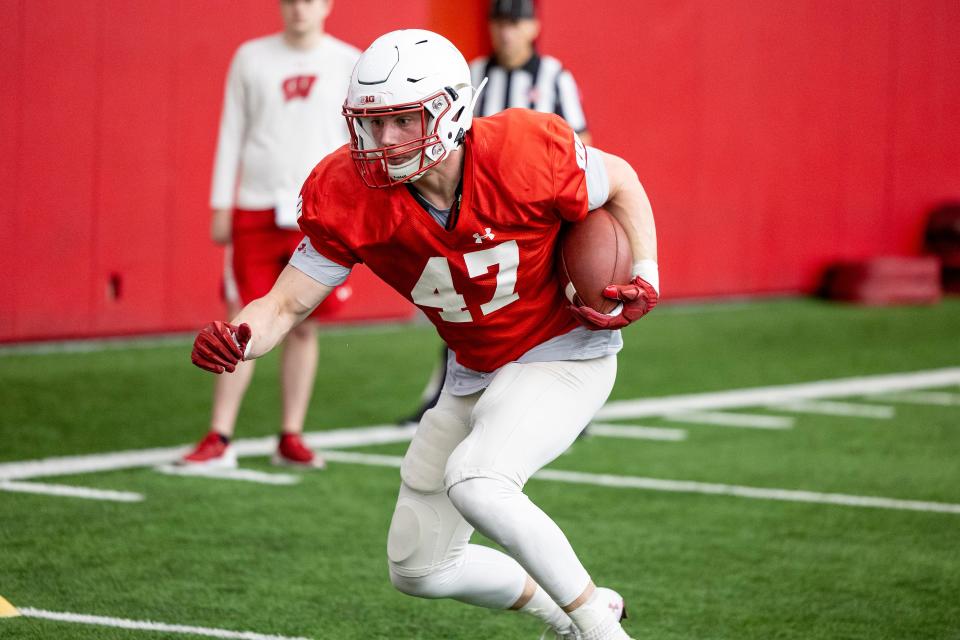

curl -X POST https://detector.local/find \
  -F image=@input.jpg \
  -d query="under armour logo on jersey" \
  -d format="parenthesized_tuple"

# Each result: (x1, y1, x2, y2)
(282, 75, 317, 101)
(297, 241, 307, 253)
(473, 228, 495, 244)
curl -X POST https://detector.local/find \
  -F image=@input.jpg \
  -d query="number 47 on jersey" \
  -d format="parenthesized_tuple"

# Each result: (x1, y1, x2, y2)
(410, 240, 520, 322)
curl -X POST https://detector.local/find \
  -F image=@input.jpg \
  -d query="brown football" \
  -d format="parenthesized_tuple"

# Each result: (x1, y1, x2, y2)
(557, 208, 633, 314)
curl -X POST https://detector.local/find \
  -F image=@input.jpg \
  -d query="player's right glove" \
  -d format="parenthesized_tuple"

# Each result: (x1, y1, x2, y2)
(568, 275, 659, 331)
(191, 321, 252, 374)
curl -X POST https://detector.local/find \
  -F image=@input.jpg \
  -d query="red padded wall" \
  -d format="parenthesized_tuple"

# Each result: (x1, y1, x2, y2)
(1, 0, 958, 341)
(537, 0, 960, 298)
(0, 0, 428, 342)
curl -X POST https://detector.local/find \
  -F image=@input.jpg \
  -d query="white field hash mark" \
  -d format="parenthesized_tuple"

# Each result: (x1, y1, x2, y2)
(322, 451, 960, 515)
(595, 367, 960, 419)
(1, 369, 959, 514)
(18, 607, 311, 640)
(0, 424, 416, 481)
(0, 480, 143, 502)
(768, 400, 895, 419)
(587, 423, 688, 441)
(155, 465, 301, 485)
(663, 411, 795, 430)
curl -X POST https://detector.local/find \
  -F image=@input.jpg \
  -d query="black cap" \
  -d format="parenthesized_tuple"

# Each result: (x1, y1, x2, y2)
(489, 0, 536, 20)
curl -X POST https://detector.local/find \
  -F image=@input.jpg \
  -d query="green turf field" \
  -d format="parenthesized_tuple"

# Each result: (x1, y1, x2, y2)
(1, 298, 959, 640)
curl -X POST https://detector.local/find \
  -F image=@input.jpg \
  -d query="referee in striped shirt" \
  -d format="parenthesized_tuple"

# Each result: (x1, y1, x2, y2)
(471, 0, 592, 144)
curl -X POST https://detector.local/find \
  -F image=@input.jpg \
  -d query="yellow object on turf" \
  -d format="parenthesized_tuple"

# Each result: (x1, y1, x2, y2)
(0, 595, 20, 617)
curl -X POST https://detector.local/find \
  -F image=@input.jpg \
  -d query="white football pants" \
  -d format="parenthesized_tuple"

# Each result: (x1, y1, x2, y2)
(387, 355, 617, 608)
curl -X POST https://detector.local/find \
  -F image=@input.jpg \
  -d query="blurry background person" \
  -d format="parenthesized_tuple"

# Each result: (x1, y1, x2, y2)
(473, 0, 591, 144)
(401, 0, 592, 425)
(181, 0, 359, 468)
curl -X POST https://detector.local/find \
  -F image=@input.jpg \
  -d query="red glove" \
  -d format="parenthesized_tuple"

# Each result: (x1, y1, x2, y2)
(568, 276, 659, 331)
(191, 321, 252, 373)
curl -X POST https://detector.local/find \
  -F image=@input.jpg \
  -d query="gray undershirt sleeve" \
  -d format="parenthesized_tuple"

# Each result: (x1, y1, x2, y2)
(584, 146, 610, 211)
(287, 236, 352, 287)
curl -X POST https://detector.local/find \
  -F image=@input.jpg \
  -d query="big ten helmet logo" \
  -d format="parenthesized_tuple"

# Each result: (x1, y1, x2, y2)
(360, 95, 379, 105)
(282, 75, 318, 101)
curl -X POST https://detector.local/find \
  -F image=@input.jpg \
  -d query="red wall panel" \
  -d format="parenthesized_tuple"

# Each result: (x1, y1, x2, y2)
(539, 0, 960, 298)
(92, 0, 173, 334)
(1, 0, 959, 341)
(0, 0, 23, 338)
(13, 1, 100, 337)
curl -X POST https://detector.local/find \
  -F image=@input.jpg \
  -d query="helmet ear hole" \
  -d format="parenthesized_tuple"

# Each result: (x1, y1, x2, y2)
(451, 106, 465, 123)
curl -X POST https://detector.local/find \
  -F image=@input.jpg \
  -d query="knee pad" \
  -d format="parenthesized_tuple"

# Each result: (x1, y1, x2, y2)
(447, 476, 518, 519)
(401, 404, 470, 494)
(387, 484, 473, 577)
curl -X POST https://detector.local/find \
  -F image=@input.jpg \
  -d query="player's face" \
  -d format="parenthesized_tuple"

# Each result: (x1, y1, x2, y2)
(489, 17, 540, 63)
(364, 112, 424, 165)
(279, 0, 331, 36)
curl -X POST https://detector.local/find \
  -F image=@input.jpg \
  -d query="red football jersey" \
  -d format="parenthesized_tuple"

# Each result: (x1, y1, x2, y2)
(299, 109, 590, 372)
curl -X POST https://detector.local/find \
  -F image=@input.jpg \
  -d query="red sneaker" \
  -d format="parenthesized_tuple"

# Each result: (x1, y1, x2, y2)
(272, 433, 325, 469)
(179, 431, 237, 468)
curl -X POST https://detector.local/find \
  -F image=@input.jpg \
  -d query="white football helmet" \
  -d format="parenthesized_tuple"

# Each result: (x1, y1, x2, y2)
(342, 29, 483, 187)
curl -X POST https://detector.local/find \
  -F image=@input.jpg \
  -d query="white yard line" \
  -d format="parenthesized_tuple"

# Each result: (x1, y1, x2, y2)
(536, 470, 960, 515)
(663, 411, 794, 430)
(595, 368, 960, 419)
(155, 465, 300, 485)
(866, 391, 960, 407)
(320, 451, 960, 515)
(0, 323, 418, 357)
(321, 451, 403, 468)
(0, 480, 143, 502)
(587, 423, 687, 441)
(768, 400, 895, 419)
(18, 608, 311, 640)
(0, 425, 414, 481)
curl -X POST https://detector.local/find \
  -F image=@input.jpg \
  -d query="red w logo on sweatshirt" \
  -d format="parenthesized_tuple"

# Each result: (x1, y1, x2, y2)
(282, 75, 317, 101)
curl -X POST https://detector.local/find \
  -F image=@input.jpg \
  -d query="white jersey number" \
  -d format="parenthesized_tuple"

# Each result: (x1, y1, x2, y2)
(411, 240, 520, 322)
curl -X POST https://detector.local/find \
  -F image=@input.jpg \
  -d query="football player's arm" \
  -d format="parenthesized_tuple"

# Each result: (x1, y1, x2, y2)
(191, 266, 332, 373)
(567, 149, 659, 330)
(233, 265, 333, 359)
(600, 151, 658, 275)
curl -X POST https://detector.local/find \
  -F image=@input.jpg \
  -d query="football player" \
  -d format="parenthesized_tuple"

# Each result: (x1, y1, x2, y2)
(192, 29, 658, 640)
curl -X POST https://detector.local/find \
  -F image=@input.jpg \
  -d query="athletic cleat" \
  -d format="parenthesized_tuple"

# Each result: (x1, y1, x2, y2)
(179, 431, 237, 468)
(539, 587, 629, 640)
(271, 433, 326, 469)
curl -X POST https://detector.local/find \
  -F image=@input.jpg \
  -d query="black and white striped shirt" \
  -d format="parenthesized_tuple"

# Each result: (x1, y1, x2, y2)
(469, 52, 588, 133)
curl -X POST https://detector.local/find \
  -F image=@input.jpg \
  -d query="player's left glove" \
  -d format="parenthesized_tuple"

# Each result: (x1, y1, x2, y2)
(568, 275, 659, 331)
(191, 321, 252, 374)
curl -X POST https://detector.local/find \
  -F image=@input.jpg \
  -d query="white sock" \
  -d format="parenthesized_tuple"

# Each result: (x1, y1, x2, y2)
(569, 590, 628, 639)
(519, 585, 573, 632)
